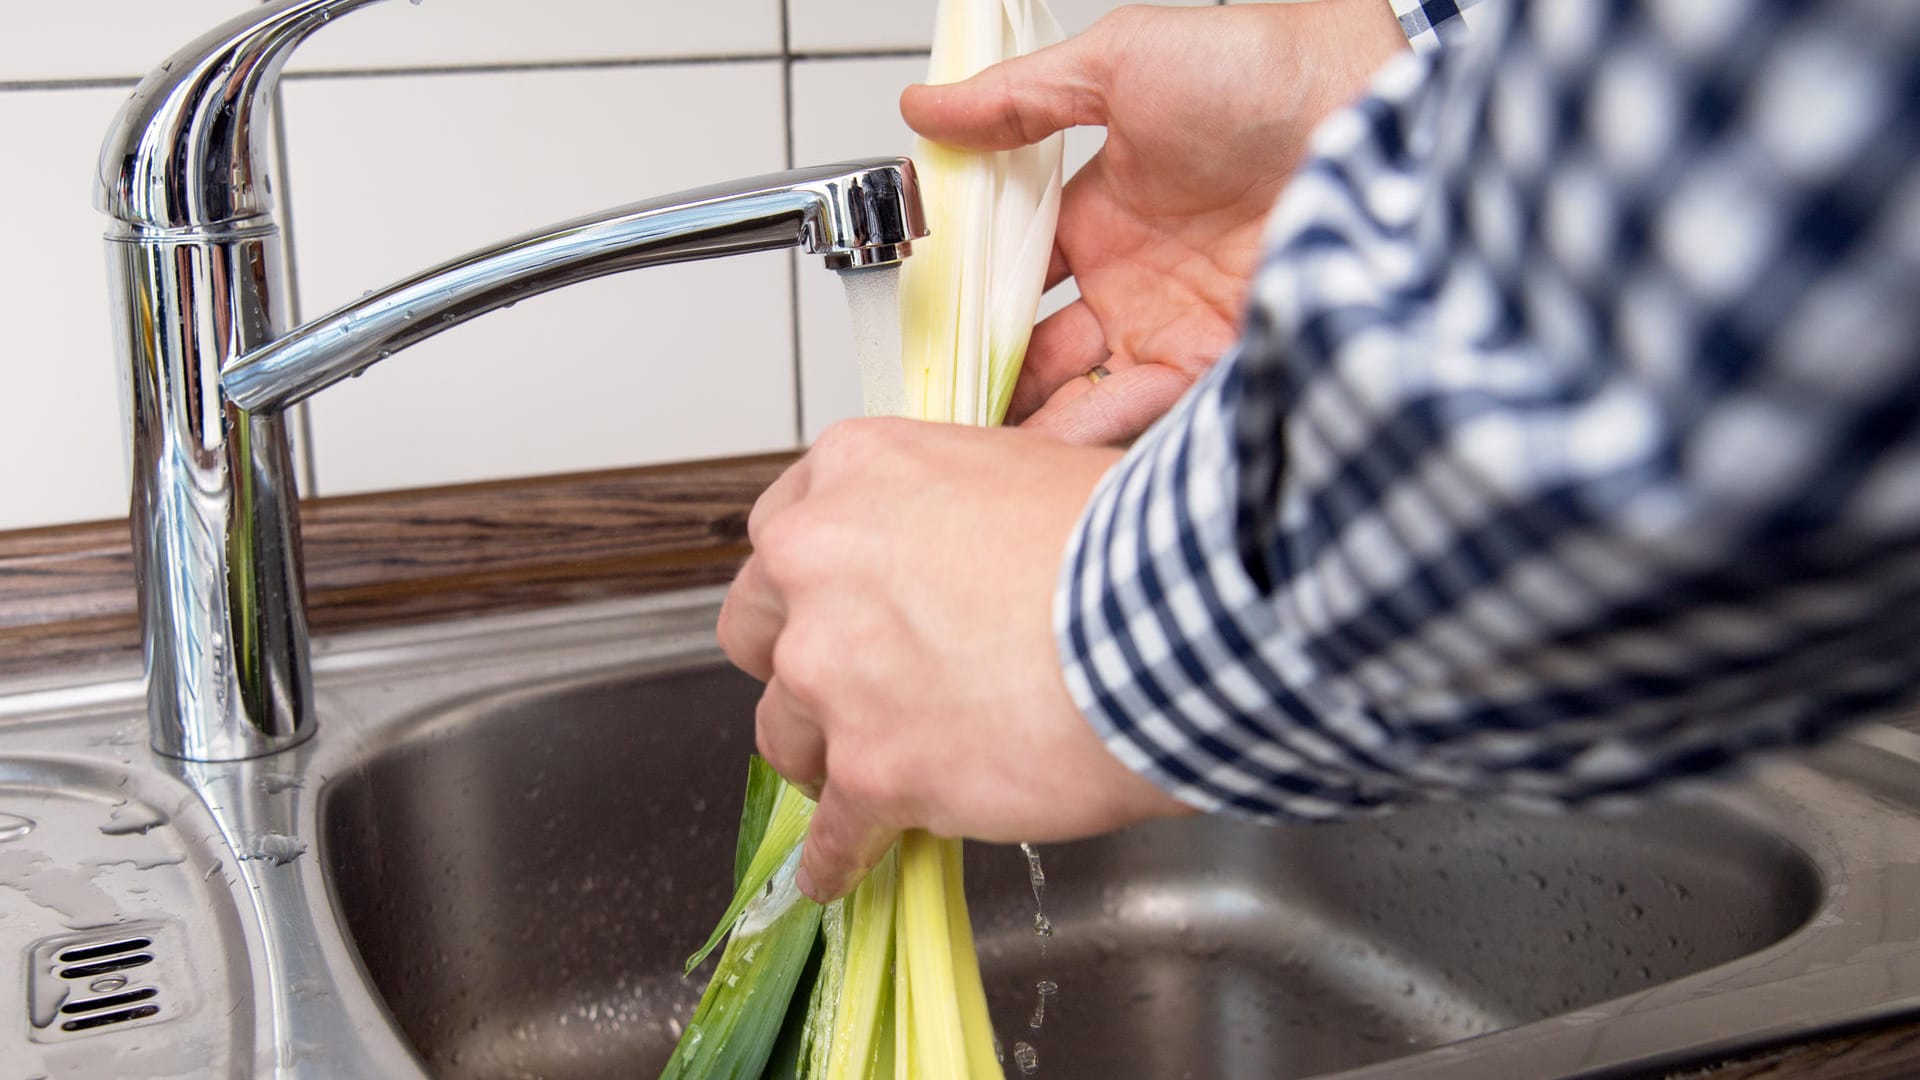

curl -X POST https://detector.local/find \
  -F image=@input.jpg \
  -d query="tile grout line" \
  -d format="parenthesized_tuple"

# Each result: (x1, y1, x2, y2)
(265, 0, 323, 495)
(0, 76, 139, 92)
(278, 48, 931, 83)
(0, 49, 935, 94)
(781, 0, 808, 447)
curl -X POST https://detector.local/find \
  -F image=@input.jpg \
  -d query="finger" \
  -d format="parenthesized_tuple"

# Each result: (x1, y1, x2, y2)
(796, 784, 899, 902)
(1020, 363, 1193, 447)
(755, 676, 827, 798)
(1008, 300, 1107, 425)
(716, 555, 783, 681)
(899, 32, 1107, 151)
(746, 453, 814, 548)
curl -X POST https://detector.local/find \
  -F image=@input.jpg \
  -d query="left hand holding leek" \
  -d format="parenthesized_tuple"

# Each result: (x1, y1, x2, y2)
(901, 0, 1408, 446)
(716, 419, 1191, 902)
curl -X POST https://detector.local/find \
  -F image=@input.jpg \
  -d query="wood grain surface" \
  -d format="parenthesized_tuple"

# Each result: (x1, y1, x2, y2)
(0, 452, 794, 677)
(1666, 1019, 1920, 1079)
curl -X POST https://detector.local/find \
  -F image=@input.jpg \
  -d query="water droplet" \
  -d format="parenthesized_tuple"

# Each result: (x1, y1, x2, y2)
(1020, 842, 1046, 892)
(1032, 913, 1053, 938)
(1013, 1041, 1039, 1075)
(0, 812, 35, 842)
(260, 774, 303, 795)
(99, 802, 168, 837)
(237, 832, 307, 866)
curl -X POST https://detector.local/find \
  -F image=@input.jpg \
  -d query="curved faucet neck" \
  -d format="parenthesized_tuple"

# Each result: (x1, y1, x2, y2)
(95, 0, 390, 233)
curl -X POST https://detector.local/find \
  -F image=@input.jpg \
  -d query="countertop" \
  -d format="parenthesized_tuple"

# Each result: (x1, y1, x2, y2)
(0, 451, 1912, 1079)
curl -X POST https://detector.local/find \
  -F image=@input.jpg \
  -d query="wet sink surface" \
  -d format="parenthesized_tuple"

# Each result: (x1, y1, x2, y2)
(320, 660, 1825, 1080)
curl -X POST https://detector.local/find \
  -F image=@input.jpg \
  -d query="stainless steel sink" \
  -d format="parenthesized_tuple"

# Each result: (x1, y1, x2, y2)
(7, 588, 1920, 1078)
(320, 658, 1823, 1080)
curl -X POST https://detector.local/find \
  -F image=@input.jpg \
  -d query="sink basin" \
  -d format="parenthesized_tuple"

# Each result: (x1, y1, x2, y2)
(9, 589, 1920, 1078)
(321, 660, 1823, 1080)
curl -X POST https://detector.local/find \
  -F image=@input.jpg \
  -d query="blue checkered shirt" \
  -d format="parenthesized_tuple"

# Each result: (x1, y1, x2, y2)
(1056, 0, 1920, 821)
(1388, 0, 1486, 53)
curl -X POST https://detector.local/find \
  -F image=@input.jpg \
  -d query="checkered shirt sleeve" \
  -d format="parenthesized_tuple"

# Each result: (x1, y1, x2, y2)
(1056, 0, 1920, 821)
(1387, 0, 1487, 53)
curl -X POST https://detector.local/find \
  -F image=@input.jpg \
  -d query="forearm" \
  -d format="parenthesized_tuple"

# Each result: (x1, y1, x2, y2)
(1057, 0, 1920, 818)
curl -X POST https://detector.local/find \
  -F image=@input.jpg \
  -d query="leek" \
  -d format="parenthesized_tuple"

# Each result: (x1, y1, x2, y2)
(666, 0, 1065, 1075)
(897, 0, 1065, 427)
(665, 775, 823, 1080)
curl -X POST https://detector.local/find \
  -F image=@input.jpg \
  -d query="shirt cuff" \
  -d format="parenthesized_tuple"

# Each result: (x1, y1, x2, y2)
(1052, 355, 1418, 822)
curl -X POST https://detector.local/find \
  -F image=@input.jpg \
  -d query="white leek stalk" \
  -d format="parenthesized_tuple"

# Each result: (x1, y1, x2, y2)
(668, 3, 1065, 1077)
(848, 2, 1067, 1077)
(891, 0, 1065, 427)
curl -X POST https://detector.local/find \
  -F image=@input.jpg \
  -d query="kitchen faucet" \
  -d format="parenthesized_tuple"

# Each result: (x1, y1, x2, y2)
(99, 0, 925, 762)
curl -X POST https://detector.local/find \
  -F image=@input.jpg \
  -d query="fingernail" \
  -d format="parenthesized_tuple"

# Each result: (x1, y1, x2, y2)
(795, 865, 821, 902)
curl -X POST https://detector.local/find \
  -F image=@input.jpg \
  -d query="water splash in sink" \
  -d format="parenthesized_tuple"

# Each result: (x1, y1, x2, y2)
(99, 802, 169, 837)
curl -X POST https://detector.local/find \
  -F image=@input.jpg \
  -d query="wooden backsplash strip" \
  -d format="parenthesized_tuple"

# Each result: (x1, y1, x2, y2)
(0, 452, 794, 676)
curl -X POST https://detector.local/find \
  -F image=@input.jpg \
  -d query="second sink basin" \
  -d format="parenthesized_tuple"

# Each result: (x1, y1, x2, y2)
(319, 643, 1842, 1079)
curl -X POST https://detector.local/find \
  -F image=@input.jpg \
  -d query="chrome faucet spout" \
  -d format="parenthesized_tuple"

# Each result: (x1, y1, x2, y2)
(97, 0, 926, 765)
(224, 159, 924, 413)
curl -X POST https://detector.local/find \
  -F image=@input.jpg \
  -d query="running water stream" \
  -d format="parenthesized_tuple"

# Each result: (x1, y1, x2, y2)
(840, 265, 906, 419)
(1016, 842, 1054, 1074)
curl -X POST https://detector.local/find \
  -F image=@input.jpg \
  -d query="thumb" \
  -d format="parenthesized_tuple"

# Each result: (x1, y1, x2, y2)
(795, 785, 898, 902)
(900, 32, 1107, 151)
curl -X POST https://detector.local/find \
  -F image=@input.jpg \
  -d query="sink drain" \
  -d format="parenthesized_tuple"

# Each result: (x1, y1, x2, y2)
(28, 924, 179, 1042)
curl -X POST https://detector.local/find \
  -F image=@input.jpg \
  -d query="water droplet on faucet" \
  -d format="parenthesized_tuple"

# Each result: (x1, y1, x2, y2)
(237, 833, 307, 866)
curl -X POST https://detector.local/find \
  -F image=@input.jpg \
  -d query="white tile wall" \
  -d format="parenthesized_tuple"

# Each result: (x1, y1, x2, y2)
(287, 0, 782, 73)
(281, 63, 794, 494)
(0, 1, 253, 82)
(0, 0, 1230, 529)
(0, 88, 140, 530)
(788, 0, 1218, 55)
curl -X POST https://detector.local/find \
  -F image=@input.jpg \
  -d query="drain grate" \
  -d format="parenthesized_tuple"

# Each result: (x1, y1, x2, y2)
(29, 925, 178, 1042)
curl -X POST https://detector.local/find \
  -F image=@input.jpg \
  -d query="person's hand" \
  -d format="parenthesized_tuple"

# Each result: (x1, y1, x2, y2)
(902, 0, 1408, 445)
(716, 420, 1192, 901)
